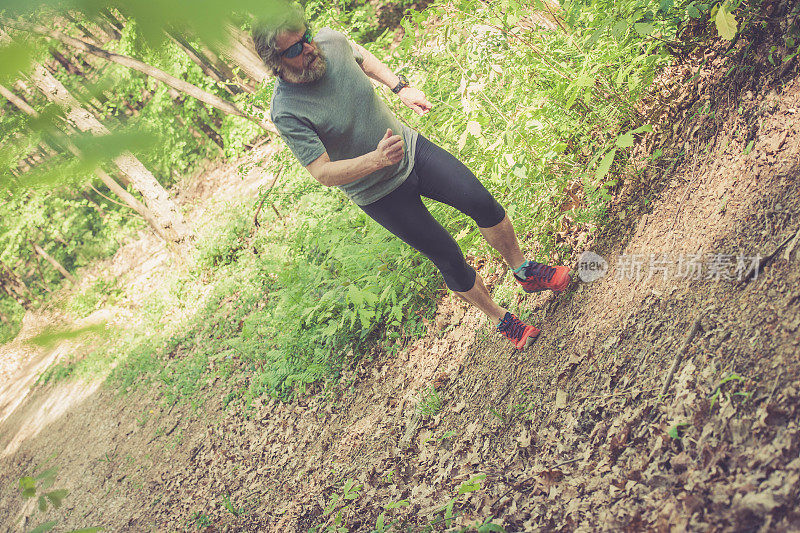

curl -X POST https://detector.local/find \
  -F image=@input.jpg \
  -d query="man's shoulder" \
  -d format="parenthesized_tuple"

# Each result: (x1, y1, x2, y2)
(314, 27, 346, 43)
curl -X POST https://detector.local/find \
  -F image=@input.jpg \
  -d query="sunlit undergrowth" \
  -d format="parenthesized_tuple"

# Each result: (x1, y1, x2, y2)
(42, 0, 699, 402)
(45, 171, 438, 403)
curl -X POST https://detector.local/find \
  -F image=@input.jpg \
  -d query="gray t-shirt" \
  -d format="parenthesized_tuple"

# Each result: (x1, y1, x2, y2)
(270, 28, 417, 206)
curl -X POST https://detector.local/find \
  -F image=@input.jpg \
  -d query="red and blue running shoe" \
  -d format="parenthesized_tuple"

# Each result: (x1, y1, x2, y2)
(497, 312, 540, 350)
(513, 260, 571, 294)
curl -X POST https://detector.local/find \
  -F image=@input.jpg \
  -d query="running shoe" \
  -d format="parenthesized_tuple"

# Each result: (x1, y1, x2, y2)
(497, 312, 540, 350)
(513, 260, 571, 293)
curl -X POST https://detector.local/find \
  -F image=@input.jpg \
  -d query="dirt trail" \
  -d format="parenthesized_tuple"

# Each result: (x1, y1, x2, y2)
(1, 18, 799, 533)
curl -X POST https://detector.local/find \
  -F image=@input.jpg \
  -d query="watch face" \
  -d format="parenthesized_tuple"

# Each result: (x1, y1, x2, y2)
(394, 74, 408, 93)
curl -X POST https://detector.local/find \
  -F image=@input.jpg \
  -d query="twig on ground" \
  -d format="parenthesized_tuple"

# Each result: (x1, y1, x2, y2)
(253, 168, 283, 228)
(670, 152, 701, 249)
(660, 315, 702, 397)
(766, 373, 781, 404)
(576, 386, 660, 403)
(738, 229, 798, 286)
(782, 225, 800, 261)
(553, 457, 580, 468)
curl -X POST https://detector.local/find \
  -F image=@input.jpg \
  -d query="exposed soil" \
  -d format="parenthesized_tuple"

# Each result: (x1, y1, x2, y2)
(1, 8, 799, 533)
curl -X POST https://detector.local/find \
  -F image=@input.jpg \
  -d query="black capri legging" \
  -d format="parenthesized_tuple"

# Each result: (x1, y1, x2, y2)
(359, 134, 506, 293)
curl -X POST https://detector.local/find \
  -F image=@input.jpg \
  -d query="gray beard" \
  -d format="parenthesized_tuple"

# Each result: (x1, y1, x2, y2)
(281, 53, 327, 84)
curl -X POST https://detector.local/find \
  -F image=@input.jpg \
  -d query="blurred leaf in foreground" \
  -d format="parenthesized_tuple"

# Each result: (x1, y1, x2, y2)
(27, 323, 108, 348)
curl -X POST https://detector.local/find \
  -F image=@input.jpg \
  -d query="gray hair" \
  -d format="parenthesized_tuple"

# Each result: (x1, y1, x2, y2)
(251, 4, 307, 76)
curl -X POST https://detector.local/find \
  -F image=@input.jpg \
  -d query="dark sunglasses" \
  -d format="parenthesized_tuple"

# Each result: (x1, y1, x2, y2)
(280, 30, 313, 59)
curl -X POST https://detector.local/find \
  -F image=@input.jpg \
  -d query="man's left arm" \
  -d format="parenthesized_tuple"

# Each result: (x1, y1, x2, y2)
(351, 42, 432, 116)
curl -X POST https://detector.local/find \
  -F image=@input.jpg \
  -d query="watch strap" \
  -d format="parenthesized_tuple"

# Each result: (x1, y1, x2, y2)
(392, 74, 409, 94)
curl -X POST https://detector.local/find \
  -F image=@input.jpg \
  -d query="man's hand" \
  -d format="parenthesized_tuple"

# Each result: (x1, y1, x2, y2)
(398, 87, 432, 116)
(374, 128, 404, 167)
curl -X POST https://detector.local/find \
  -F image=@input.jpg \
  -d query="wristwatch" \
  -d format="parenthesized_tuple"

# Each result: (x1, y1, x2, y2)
(392, 74, 409, 94)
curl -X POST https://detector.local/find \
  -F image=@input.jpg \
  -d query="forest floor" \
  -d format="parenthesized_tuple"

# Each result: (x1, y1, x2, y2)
(1, 16, 799, 533)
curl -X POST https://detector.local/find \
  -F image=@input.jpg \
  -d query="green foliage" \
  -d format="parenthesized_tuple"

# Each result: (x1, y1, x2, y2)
(0, 298, 25, 343)
(668, 421, 690, 439)
(373, 499, 410, 533)
(67, 277, 124, 317)
(188, 511, 213, 529)
(195, 206, 252, 269)
(433, 474, 488, 528)
(415, 386, 443, 418)
(310, 478, 363, 532)
(709, 372, 749, 410)
(17, 464, 102, 533)
(27, 323, 107, 349)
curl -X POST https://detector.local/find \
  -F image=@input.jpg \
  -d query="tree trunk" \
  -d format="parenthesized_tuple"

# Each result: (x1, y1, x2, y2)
(60, 11, 100, 42)
(166, 29, 243, 96)
(100, 7, 125, 31)
(31, 241, 77, 284)
(10, 21, 277, 134)
(193, 117, 225, 150)
(20, 61, 191, 244)
(50, 47, 84, 75)
(0, 81, 168, 240)
(79, 188, 107, 217)
(0, 259, 32, 307)
(196, 41, 244, 90)
(94, 10, 122, 40)
(217, 23, 271, 86)
(0, 83, 36, 115)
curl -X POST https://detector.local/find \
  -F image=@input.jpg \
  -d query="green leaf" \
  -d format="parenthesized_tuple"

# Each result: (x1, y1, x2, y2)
(28, 521, 58, 533)
(595, 148, 617, 179)
(575, 72, 595, 88)
(45, 489, 68, 509)
(36, 467, 58, 489)
(458, 474, 487, 494)
(38, 495, 48, 512)
(668, 422, 690, 439)
(631, 124, 654, 134)
(634, 23, 655, 36)
(27, 324, 108, 349)
(687, 4, 702, 17)
(65, 528, 104, 533)
(616, 132, 634, 148)
(19, 476, 36, 492)
(347, 285, 363, 307)
(466, 120, 482, 137)
(444, 498, 455, 526)
(386, 499, 409, 510)
(715, 3, 738, 40)
(0, 41, 35, 85)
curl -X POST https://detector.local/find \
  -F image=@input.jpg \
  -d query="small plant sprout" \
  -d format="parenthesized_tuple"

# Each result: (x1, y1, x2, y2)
(415, 386, 443, 418)
(709, 372, 748, 410)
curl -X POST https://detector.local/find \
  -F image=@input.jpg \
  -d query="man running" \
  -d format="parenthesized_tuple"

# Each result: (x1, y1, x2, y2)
(252, 7, 571, 349)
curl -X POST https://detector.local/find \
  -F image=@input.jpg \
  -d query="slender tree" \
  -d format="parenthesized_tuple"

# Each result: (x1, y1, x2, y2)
(0, 82, 174, 242)
(49, 47, 84, 75)
(217, 23, 271, 85)
(8, 21, 277, 134)
(1, 27, 191, 244)
(166, 29, 243, 96)
(0, 259, 32, 307)
(31, 241, 76, 284)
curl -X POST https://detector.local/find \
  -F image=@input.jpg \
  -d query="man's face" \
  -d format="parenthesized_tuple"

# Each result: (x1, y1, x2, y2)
(275, 27, 326, 83)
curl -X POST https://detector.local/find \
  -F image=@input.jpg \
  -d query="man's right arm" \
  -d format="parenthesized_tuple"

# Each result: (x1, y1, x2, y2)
(306, 129, 404, 187)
